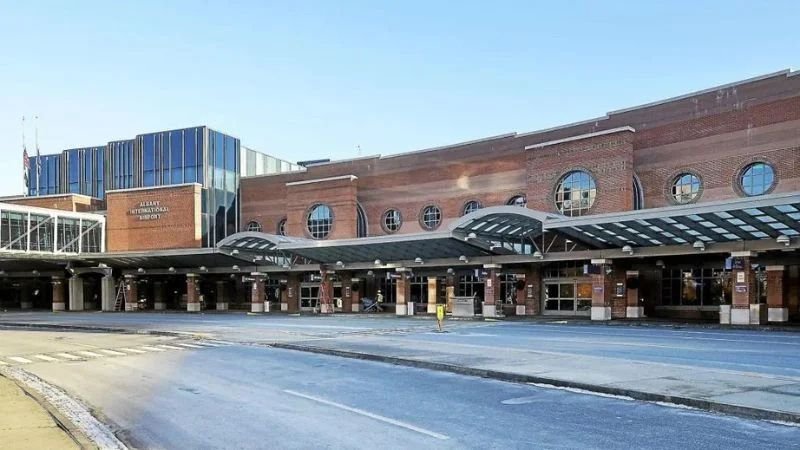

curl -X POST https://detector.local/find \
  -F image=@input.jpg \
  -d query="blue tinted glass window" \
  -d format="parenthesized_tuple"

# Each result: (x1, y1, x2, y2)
(184, 129, 196, 166)
(170, 131, 183, 184)
(67, 150, 80, 193)
(224, 136, 236, 172)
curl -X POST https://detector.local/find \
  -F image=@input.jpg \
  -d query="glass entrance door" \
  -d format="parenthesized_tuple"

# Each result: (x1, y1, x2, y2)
(300, 283, 319, 311)
(543, 279, 592, 316)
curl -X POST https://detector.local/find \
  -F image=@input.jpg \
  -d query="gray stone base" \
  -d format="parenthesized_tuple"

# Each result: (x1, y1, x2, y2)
(395, 304, 408, 316)
(768, 307, 789, 322)
(482, 303, 500, 318)
(516, 305, 527, 316)
(154, 302, 166, 311)
(352, 304, 361, 313)
(591, 306, 611, 321)
(187, 302, 201, 312)
(626, 306, 644, 318)
(216, 302, 229, 311)
(52, 302, 66, 312)
(125, 302, 138, 312)
(719, 305, 731, 324)
(251, 303, 264, 313)
(319, 303, 334, 314)
(20, 301, 33, 310)
(730, 305, 767, 325)
(281, 302, 288, 311)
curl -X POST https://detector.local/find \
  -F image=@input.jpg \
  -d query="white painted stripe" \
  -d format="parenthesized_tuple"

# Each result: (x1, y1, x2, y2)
(283, 390, 449, 440)
(194, 341, 220, 347)
(0, 360, 8, 365)
(99, 350, 126, 356)
(140, 346, 166, 352)
(55, 353, 82, 361)
(8, 357, 33, 364)
(177, 343, 203, 349)
(32, 355, 59, 362)
(157, 345, 183, 350)
(76, 351, 104, 358)
(119, 348, 146, 354)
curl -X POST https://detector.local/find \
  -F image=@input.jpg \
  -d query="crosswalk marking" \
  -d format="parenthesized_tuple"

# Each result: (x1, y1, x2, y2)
(0, 360, 8, 365)
(120, 348, 146, 354)
(33, 355, 59, 362)
(194, 342, 219, 347)
(177, 343, 203, 349)
(99, 349, 127, 356)
(8, 357, 33, 364)
(157, 345, 183, 350)
(77, 351, 104, 358)
(56, 353, 82, 360)
(140, 346, 166, 352)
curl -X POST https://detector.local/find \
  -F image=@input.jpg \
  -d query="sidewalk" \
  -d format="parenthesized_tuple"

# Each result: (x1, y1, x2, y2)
(272, 333, 800, 423)
(0, 374, 80, 450)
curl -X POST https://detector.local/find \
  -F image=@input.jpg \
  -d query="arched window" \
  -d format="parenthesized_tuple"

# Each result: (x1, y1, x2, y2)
(506, 195, 527, 208)
(420, 205, 442, 230)
(246, 221, 262, 232)
(739, 162, 775, 196)
(671, 173, 701, 204)
(555, 170, 596, 216)
(462, 200, 482, 216)
(277, 218, 287, 236)
(632, 176, 644, 210)
(357, 203, 368, 238)
(307, 204, 333, 239)
(382, 209, 402, 233)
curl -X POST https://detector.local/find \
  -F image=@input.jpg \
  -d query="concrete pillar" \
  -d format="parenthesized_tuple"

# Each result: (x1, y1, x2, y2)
(153, 280, 166, 310)
(123, 275, 139, 312)
(482, 266, 501, 317)
(186, 274, 200, 312)
(20, 284, 32, 310)
(351, 278, 362, 312)
(590, 259, 612, 321)
(517, 266, 541, 316)
(427, 277, 438, 314)
(101, 274, 115, 311)
(730, 253, 766, 325)
(319, 271, 334, 314)
(216, 280, 228, 311)
(445, 274, 455, 313)
(766, 266, 788, 322)
(68, 276, 85, 311)
(625, 270, 644, 318)
(52, 277, 66, 312)
(340, 272, 353, 313)
(251, 272, 265, 313)
(395, 272, 410, 316)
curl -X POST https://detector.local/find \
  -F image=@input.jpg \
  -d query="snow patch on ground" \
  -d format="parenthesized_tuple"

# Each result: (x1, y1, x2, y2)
(0, 366, 127, 450)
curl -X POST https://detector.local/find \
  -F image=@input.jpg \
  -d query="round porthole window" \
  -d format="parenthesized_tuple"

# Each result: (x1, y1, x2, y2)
(382, 209, 402, 233)
(420, 205, 442, 230)
(555, 170, 596, 216)
(671, 173, 702, 204)
(306, 205, 333, 239)
(739, 162, 775, 196)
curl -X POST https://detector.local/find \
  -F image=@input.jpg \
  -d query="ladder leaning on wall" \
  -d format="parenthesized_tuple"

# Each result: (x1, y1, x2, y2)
(113, 282, 128, 312)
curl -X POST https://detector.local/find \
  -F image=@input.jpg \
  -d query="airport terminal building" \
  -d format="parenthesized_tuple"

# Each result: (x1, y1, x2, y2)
(1, 70, 799, 325)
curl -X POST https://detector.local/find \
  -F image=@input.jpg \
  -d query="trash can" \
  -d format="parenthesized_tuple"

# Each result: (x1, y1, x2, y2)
(407, 302, 415, 316)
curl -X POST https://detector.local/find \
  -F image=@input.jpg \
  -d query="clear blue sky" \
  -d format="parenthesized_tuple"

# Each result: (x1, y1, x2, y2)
(0, 0, 797, 195)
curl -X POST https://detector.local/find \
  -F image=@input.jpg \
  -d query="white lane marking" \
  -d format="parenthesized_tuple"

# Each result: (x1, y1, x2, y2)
(8, 357, 33, 364)
(283, 390, 449, 440)
(177, 343, 203, 349)
(55, 353, 82, 360)
(0, 360, 8, 365)
(99, 350, 127, 356)
(32, 354, 59, 362)
(140, 346, 166, 352)
(193, 341, 219, 347)
(157, 345, 183, 350)
(76, 351, 104, 358)
(119, 348, 146, 354)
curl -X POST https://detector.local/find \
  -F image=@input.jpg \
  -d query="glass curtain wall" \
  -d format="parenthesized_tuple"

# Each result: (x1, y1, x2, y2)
(65, 147, 105, 197)
(27, 155, 61, 196)
(207, 129, 239, 246)
(108, 140, 135, 190)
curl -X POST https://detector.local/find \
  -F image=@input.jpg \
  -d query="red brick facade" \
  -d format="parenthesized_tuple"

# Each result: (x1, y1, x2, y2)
(0, 194, 104, 212)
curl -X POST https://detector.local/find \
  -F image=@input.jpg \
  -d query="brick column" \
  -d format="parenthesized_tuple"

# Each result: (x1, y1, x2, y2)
(396, 271, 411, 316)
(445, 274, 455, 313)
(124, 274, 138, 312)
(766, 266, 788, 322)
(427, 277, 438, 314)
(340, 272, 353, 313)
(351, 278, 362, 312)
(625, 270, 644, 318)
(482, 266, 501, 317)
(153, 280, 166, 310)
(68, 276, 85, 311)
(52, 276, 66, 311)
(319, 270, 334, 314)
(215, 280, 228, 311)
(20, 283, 32, 310)
(284, 274, 300, 312)
(186, 274, 201, 312)
(518, 266, 541, 316)
(251, 272, 265, 313)
(590, 259, 612, 321)
(730, 253, 765, 324)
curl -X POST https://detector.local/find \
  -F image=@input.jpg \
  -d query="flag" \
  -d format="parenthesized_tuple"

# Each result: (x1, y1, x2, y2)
(23, 145, 30, 189)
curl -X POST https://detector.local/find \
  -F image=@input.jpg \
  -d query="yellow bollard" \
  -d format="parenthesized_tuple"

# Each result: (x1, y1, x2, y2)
(436, 304, 445, 332)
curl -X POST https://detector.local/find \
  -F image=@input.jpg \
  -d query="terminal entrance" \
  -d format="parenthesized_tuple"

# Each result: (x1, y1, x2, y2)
(543, 280, 592, 316)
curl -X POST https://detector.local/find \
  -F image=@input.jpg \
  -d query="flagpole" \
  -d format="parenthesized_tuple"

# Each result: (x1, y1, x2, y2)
(22, 116, 27, 196)
(35, 115, 40, 196)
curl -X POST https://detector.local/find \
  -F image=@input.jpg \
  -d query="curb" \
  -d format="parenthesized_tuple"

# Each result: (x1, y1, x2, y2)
(269, 342, 800, 425)
(0, 322, 196, 338)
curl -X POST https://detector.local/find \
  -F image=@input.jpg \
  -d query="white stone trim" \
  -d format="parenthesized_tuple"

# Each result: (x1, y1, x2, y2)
(591, 306, 611, 321)
(187, 302, 201, 312)
(285, 175, 357, 187)
(626, 306, 644, 318)
(768, 307, 789, 322)
(525, 127, 635, 150)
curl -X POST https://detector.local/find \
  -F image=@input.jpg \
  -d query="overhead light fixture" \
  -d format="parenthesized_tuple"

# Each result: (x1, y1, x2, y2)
(137, 267, 145, 274)
(446, 268, 455, 275)
(282, 263, 291, 270)
(168, 267, 176, 273)
(692, 241, 706, 252)
(232, 265, 240, 271)
(777, 235, 791, 246)
(458, 255, 469, 263)
(533, 251, 544, 259)
(199, 266, 208, 272)
(336, 261, 345, 267)
(414, 257, 424, 264)
(655, 259, 665, 268)
(367, 270, 374, 276)
(465, 232, 477, 241)
(374, 259, 382, 266)
(32, 270, 39, 275)
(622, 245, 634, 255)
(231, 249, 239, 256)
